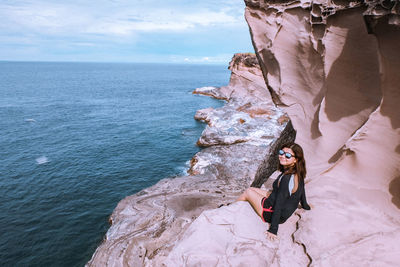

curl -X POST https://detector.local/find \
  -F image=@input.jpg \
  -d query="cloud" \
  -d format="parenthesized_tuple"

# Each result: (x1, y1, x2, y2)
(170, 54, 234, 64)
(0, 1, 245, 37)
(181, 11, 240, 27)
(71, 42, 96, 47)
(85, 20, 193, 36)
(0, 0, 252, 62)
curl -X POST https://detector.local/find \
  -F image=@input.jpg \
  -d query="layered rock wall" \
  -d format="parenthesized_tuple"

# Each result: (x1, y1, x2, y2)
(245, 0, 400, 264)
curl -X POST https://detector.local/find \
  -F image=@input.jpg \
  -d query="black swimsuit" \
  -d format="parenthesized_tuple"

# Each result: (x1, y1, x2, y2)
(261, 172, 310, 235)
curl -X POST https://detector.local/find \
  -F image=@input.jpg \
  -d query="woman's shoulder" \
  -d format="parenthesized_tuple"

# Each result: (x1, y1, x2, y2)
(281, 172, 295, 180)
(277, 173, 293, 187)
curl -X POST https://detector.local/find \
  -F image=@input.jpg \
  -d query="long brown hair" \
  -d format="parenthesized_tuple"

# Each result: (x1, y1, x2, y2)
(278, 143, 307, 181)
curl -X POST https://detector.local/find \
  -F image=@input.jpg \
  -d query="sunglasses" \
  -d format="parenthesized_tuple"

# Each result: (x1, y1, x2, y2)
(279, 149, 294, 159)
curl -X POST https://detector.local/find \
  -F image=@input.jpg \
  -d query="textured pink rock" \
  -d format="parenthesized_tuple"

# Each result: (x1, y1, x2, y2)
(87, 1, 400, 266)
(164, 201, 309, 267)
(86, 54, 287, 266)
(193, 54, 285, 148)
(245, 0, 400, 265)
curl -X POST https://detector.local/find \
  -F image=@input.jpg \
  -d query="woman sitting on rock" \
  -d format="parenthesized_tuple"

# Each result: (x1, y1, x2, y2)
(237, 143, 311, 241)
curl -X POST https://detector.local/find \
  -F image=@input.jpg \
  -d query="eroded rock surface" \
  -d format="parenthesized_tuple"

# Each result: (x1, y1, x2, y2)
(87, 54, 287, 266)
(244, 0, 400, 265)
(189, 53, 286, 180)
(88, 1, 400, 265)
(193, 53, 285, 148)
(164, 201, 309, 267)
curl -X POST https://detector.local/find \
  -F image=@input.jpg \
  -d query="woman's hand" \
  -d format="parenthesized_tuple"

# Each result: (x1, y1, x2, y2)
(265, 231, 278, 241)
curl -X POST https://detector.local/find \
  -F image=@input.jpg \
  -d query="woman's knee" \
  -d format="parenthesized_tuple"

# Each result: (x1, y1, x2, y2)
(238, 188, 251, 201)
(244, 187, 254, 196)
(245, 187, 259, 196)
(238, 187, 260, 201)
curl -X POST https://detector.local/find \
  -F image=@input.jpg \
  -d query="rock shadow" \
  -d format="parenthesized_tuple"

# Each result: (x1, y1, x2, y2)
(323, 7, 382, 122)
(389, 176, 400, 209)
(373, 17, 400, 130)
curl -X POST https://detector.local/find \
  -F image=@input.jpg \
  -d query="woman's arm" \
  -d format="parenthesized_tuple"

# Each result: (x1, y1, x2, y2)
(267, 175, 290, 235)
(300, 185, 311, 210)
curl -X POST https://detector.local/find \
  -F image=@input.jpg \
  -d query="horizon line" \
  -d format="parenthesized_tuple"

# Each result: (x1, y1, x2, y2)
(0, 59, 231, 66)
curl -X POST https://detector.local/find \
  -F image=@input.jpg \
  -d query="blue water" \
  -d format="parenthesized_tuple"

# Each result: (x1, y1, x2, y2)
(0, 62, 228, 266)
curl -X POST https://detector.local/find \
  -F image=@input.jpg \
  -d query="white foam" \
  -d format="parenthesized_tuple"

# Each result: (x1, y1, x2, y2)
(36, 156, 49, 165)
(195, 86, 217, 92)
(25, 118, 36, 122)
(176, 166, 189, 176)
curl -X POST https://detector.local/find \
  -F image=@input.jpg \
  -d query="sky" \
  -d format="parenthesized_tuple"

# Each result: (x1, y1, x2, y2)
(0, 0, 254, 64)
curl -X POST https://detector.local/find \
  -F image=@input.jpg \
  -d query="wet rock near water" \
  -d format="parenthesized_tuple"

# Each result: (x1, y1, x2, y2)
(87, 53, 288, 266)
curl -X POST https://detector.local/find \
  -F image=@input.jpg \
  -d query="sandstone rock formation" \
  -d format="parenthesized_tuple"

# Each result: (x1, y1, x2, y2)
(88, 1, 400, 266)
(192, 53, 283, 148)
(244, 0, 400, 265)
(87, 54, 287, 266)
(163, 201, 310, 266)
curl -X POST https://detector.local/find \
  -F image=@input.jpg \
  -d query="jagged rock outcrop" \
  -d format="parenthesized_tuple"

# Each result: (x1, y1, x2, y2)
(192, 53, 285, 148)
(244, 0, 400, 265)
(189, 53, 286, 178)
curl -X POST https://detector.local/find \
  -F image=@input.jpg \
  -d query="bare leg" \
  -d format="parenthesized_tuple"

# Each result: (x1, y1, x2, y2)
(236, 187, 265, 217)
(249, 187, 271, 198)
(237, 187, 265, 201)
(237, 187, 270, 200)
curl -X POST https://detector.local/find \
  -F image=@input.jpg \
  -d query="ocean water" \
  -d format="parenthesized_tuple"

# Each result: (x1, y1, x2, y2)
(0, 62, 228, 266)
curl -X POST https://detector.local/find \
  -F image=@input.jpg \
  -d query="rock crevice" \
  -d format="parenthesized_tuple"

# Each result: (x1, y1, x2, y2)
(292, 213, 312, 267)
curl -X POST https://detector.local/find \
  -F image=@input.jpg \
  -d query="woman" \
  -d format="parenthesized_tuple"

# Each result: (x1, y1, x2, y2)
(237, 143, 311, 241)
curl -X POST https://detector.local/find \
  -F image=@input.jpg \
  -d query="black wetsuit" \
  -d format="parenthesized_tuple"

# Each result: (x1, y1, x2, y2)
(261, 172, 310, 235)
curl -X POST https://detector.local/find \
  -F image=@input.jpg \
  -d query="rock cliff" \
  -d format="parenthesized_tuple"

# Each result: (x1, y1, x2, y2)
(244, 0, 400, 265)
(88, 1, 400, 266)
(86, 54, 286, 266)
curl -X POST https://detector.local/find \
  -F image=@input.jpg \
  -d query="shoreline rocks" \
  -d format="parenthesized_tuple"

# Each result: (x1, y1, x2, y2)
(86, 53, 288, 266)
(86, 0, 400, 264)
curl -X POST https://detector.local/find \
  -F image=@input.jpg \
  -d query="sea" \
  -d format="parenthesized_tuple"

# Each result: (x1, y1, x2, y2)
(0, 62, 229, 266)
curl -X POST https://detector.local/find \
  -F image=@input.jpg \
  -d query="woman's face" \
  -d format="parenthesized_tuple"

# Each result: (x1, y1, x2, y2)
(279, 147, 296, 167)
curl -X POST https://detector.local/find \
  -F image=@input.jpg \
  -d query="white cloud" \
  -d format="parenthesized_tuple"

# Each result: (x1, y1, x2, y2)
(181, 11, 240, 27)
(171, 54, 234, 64)
(0, 1, 245, 37)
(72, 42, 96, 47)
(85, 20, 193, 36)
(0, 0, 252, 62)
